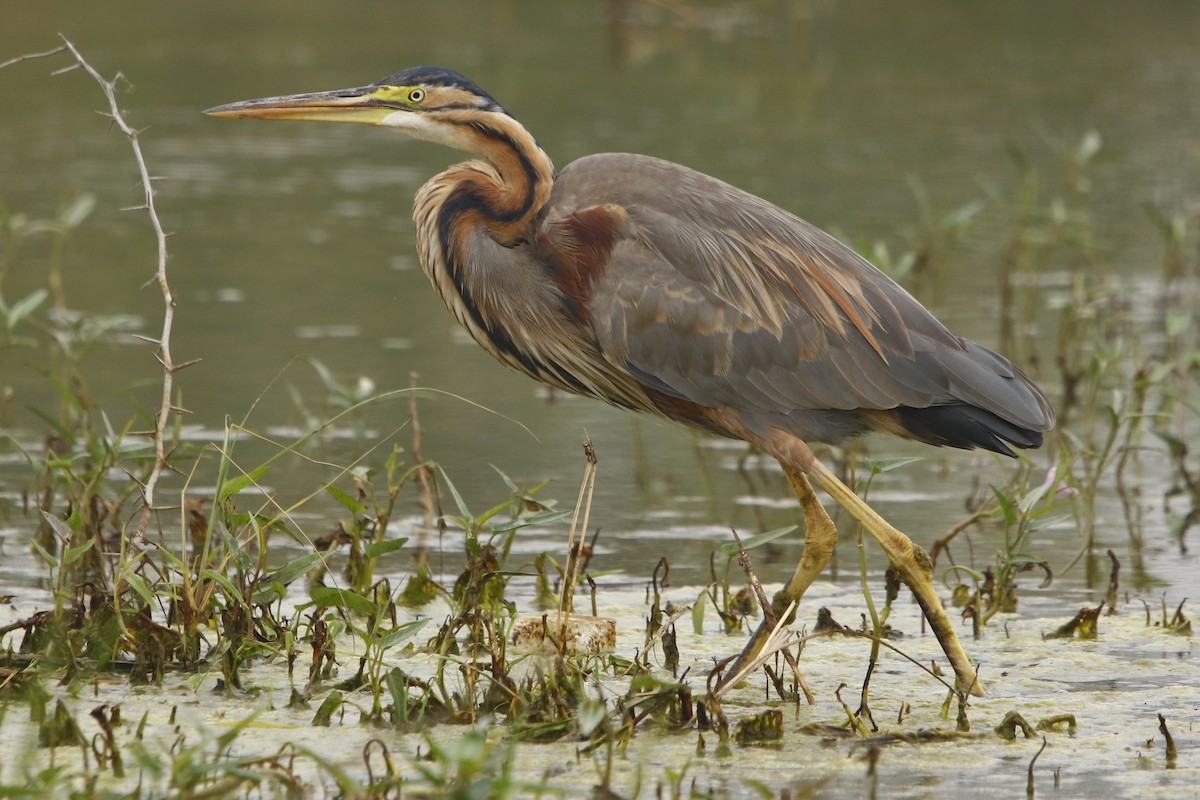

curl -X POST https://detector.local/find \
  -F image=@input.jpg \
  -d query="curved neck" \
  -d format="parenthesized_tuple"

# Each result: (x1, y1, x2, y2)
(422, 111, 554, 246)
(411, 110, 557, 373)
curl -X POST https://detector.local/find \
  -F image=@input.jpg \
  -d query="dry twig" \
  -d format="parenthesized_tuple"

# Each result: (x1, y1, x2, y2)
(52, 36, 182, 545)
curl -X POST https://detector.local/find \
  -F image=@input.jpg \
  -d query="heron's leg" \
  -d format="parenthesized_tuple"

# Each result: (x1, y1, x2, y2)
(718, 468, 838, 686)
(778, 467, 839, 602)
(806, 458, 984, 697)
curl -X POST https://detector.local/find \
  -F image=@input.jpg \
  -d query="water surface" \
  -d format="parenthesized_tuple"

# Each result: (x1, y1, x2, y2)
(2, 2, 1197, 600)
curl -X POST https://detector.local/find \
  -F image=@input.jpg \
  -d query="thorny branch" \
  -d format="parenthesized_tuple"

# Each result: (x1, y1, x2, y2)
(49, 36, 181, 544)
(0, 46, 69, 71)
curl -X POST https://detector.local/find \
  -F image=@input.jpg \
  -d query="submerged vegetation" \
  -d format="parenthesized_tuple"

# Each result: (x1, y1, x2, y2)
(0, 40, 1195, 798)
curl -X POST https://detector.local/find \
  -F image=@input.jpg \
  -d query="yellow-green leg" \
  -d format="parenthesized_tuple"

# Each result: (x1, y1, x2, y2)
(719, 437, 983, 698)
(719, 467, 838, 684)
(806, 458, 984, 697)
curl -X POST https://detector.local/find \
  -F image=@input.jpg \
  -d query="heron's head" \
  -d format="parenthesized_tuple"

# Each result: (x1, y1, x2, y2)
(205, 66, 509, 152)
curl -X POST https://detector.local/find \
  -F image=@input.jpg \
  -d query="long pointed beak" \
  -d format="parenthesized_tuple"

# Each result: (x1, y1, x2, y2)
(205, 85, 401, 125)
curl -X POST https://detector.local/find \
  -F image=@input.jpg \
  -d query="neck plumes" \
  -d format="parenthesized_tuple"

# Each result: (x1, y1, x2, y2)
(410, 109, 562, 382)
(414, 111, 554, 247)
(406, 106, 654, 412)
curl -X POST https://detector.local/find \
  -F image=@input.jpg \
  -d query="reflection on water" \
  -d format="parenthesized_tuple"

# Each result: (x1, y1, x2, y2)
(1, 1, 1199, 593)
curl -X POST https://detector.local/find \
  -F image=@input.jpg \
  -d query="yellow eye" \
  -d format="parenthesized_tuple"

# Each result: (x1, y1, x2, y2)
(408, 88, 425, 104)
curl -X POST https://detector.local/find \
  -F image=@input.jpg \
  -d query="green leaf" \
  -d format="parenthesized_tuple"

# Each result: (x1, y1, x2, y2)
(491, 465, 521, 495)
(215, 520, 255, 571)
(943, 564, 986, 583)
(1103, 402, 1120, 431)
(437, 466, 472, 520)
(364, 538, 408, 559)
(1017, 480, 1051, 515)
(122, 571, 155, 608)
(492, 509, 572, 533)
(629, 674, 682, 693)
(387, 668, 409, 720)
(862, 456, 923, 475)
(474, 498, 514, 528)
(1005, 553, 1048, 566)
(5, 289, 47, 329)
(310, 586, 376, 614)
(398, 565, 440, 608)
(325, 485, 366, 515)
(37, 369, 86, 416)
(203, 568, 250, 609)
(30, 539, 58, 569)
(307, 358, 345, 395)
(217, 464, 271, 505)
(942, 201, 984, 230)
(720, 525, 798, 558)
(1165, 312, 1192, 338)
(1143, 362, 1175, 388)
(990, 486, 1017, 526)
(377, 618, 427, 651)
(1025, 513, 1073, 534)
(60, 193, 95, 229)
(691, 592, 707, 635)
(264, 552, 324, 586)
(251, 581, 286, 606)
(60, 539, 94, 569)
(576, 698, 608, 738)
(312, 691, 343, 726)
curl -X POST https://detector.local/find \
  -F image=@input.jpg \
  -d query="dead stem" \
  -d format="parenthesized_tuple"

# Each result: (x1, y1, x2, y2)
(929, 508, 991, 566)
(49, 37, 183, 547)
(0, 45, 67, 70)
(727, 527, 815, 703)
(1027, 736, 1048, 799)
(408, 372, 438, 543)
(558, 436, 598, 650)
(1158, 713, 1177, 767)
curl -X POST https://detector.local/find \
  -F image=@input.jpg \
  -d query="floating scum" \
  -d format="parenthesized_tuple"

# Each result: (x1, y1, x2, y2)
(206, 66, 1055, 698)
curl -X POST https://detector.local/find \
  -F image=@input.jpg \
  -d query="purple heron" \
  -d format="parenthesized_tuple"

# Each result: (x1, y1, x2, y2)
(207, 66, 1055, 697)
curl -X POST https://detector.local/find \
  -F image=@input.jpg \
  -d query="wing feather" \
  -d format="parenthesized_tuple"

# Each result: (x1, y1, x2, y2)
(537, 152, 1054, 443)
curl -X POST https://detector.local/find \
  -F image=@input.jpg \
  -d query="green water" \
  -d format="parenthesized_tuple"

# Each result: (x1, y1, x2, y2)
(2, 1, 1198, 587)
(2, 4, 1198, 797)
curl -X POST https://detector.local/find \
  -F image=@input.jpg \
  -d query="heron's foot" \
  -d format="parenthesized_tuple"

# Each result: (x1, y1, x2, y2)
(799, 459, 985, 698)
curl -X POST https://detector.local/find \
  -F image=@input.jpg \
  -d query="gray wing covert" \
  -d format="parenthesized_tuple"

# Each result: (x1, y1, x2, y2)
(549, 152, 1050, 435)
(588, 227, 950, 417)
